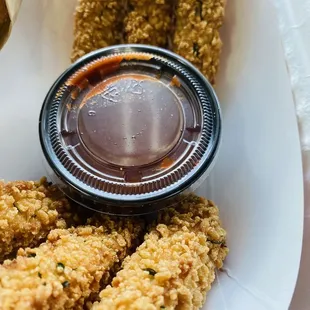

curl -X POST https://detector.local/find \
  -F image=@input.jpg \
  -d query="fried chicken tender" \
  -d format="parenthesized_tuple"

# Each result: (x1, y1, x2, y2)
(92, 194, 228, 310)
(173, 0, 225, 84)
(0, 216, 144, 310)
(0, 178, 80, 262)
(71, 0, 125, 62)
(125, 0, 172, 47)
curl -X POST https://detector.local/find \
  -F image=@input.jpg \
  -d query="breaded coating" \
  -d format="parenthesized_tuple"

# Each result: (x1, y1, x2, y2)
(173, 0, 225, 84)
(125, 0, 172, 47)
(71, 0, 125, 62)
(0, 216, 144, 310)
(0, 178, 80, 262)
(92, 194, 228, 310)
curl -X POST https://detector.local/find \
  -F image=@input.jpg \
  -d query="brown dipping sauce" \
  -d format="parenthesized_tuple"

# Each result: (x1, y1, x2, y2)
(60, 53, 201, 184)
(39, 46, 220, 214)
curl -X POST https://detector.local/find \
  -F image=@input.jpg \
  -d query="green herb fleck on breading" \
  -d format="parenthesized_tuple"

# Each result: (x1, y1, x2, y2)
(62, 281, 70, 288)
(143, 268, 157, 276)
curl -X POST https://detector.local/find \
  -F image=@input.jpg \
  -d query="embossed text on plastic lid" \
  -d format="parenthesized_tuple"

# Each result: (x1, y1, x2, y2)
(39, 45, 221, 215)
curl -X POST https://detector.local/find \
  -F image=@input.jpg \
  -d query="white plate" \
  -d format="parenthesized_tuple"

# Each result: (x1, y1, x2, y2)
(0, 1, 304, 309)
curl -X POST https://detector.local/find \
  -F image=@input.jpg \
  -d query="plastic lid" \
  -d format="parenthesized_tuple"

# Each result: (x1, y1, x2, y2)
(40, 45, 221, 209)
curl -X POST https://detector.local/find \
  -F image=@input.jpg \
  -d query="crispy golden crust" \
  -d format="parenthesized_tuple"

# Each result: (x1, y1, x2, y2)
(86, 214, 145, 253)
(125, 0, 172, 47)
(0, 178, 81, 262)
(92, 194, 228, 310)
(71, 0, 125, 62)
(173, 0, 225, 84)
(0, 216, 144, 310)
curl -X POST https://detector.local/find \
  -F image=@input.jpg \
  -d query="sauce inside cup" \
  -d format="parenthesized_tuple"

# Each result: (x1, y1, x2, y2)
(39, 45, 221, 215)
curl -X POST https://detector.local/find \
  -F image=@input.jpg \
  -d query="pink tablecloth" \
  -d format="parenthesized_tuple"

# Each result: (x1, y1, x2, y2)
(272, 1, 310, 309)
